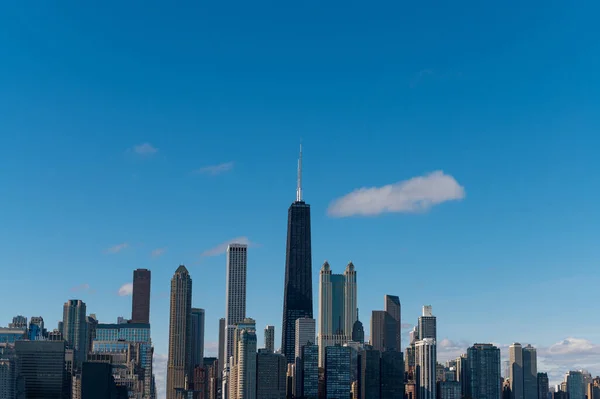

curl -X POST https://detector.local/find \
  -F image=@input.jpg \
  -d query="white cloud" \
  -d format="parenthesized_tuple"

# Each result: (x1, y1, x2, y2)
(71, 283, 90, 292)
(201, 236, 253, 257)
(153, 353, 167, 399)
(133, 142, 158, 155)
(118, 283, 133, 296)
(151, 247, 166, 258)
(104, 242, 129, 254)
(195, 161, 234, 176)
(327, 171, 465, 217)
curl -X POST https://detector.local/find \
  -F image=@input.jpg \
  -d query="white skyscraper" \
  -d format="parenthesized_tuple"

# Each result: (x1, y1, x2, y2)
(416, 338, 437, 399)
(295, 317, 316, 360)
(509, 343, 524, 399)
(317, 261, 358, 366)
(226, 244, 248, 366)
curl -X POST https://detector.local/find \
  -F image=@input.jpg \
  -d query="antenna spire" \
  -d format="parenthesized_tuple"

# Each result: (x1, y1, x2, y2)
(296, 143, 303, 202)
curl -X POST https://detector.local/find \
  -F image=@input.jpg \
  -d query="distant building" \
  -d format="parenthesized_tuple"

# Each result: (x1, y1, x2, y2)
(439, 381, 462, 399)
(509, 343, 524, 399)
(523, 345, 537, 399)
(264, 325, 275, 353)
(299, 344, 319, 399)
(16, 340, 67, 399)
(467, 343, 501, 399)
(229, 318, 257, 399)
(361, 349, 381, 399)
(351, 313, 364, 344)
(191, 308, 206, 368)
(226, 244, 248, 366)
(370, 310, 395, 353)
(81, 361, 125, 399)
(418, 306, 436, 341)
(384, 295, 401, 352)
(295, 317, 315, 360)
(0, 352, 16, 399)
(218, 318, 226, 373)
(9, 316, 27, 329)
(538, 373, 549, 399)
(132, 268, 151, 324)
(325, 345, 351, 399)
(0, 328, 26, 344)
(416, 338, 436, 399)
(62, 299, 87, 367)
(566, 371, 585, 399)
(256, 350, 286, 399)
(381, 350, 404, 398)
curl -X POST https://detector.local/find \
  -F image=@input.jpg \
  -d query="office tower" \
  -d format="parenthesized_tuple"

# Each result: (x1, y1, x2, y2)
(265, 325, 275, 353)
(370, 310, 396, 353)
(230, 319, 257, 399)
(384, 295, 401, 352)
(325, 345, 351, 399)
(295, 317, 316, 360)
(538, 373, 549, 399)
(416, 338, 437, 399)
(344, 262, 358, 336)
(167, 265, 193, 399)
(352, 310, 364, 344)
(92, 322, 154, 397)
(256, 349, 287, 399)
(9, 316, 27, 329)
(191, 308, 206, 369)
(510, 343, 524, 399)
(566, 371, 585, 399)
(455, 354, 468, 397)
(588, 377, 600, 399)
(381, 350, 404, 399)
(219, 318, 226, 373)
(15, 340, 67, 398)
(226, 243, 248, 366)
(300, 344, 319, 399)
(418, 306, 436, 341)
(132, 268, 151, 324)
(466, 343, 501, 399)
(439, 381, 462, 399)
(282, 145, 313, 364)
(62, 299, 87, 366)
(86, 314, 98, 353)
(361, 349, 381, 399)
(523, 345, 537, 399)
(0, 345, 16, 399)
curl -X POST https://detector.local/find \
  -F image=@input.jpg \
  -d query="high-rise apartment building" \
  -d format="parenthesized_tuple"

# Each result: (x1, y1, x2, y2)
(466, 343, 501, 399)
(16, 340, 67, 399)
(523, 345, 538, 399)
(229, 318, 257, 399)
(566, 371, 585, 399)
(265, 325, 275, 353)
(132, 269, 151, 324)
(384, 295, 401, 352)
(191, 308, 205, 368)
(418, 306, 436, 341)
(510, 343, 524, 399)
(256, 349, 287, 399)
(295, 317, 316, 360)
(167, 265, 193, 399)
(282, 146, 313, 364)
(226, 243, 248, 366)
(317, 261, 358, 366)
(62, 299, 87, 366)
(416, 338, 437, 399)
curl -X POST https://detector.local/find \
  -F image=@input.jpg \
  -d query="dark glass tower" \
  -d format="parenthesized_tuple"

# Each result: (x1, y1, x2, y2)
(132, 269, 151, 324)
(282, 145, 313, 364)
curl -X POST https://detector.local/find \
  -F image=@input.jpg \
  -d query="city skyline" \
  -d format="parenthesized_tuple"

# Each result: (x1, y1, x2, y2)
(2, 1, 600, 398)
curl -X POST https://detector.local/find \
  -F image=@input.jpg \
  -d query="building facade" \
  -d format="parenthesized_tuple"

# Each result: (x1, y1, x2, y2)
(62, 299, 88, 367)
(281, 146, 313, 364)
(418, 306, 436, 341)
(256, 350, 286, 399)
(191, 308, 206, 369)
(295, 317, 315, 360)
(264, 325, 275, 353)
(467, 343, 501, 399)
(325, 345, 351, 399)
(416, 338, 437, 399)
(132, 269, 151, 324)
(226, 243, 248, 366)
(509, 343, 524, 399)
(523, 345, 537, 399)
(384, 295, 401, 352)
(15, 340, 67, 399)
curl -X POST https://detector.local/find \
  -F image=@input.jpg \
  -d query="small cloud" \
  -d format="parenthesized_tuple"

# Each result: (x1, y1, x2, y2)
(118, 283, 133, 296)
(401, 323, 413, 330)
(151, 247, 166, 258)
(195, 161, 234, 176)
(104, 242, 129, 254)
(71, 283, 91, 292)
(201, 236, 253, 257)
(327, 171, 465, 218)
(132, 143, 158, 156)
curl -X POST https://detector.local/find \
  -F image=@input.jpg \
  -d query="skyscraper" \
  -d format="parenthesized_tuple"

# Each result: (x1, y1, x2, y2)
(361, 349, 382, 399)
(218, 318, 226, 373)
(384, 295, 401, 352)
(132, 268, 151, 324)
(300, 344, 319, 399)
(226, 243, 248, 365)
(62, 299, 87, 366)
(523, 345, 537, 399)
(566, 371, 585, 399)
(256, 349, 287, 399)
(370, 310, 397, 353)
(325, 345, 351, 399)
(15, 340, 67, 399)
(230, 318, 257, 399)
(282, 145, 313, 364)
(317, 261, 358, 365)
(466, 343, 501, 399)
(538, 373, 549, 399)
(295, 317, 316, 360)
(191, 308, 205, 368)
(167, 265, 193, 399)
(509, 343, 524, 399)
(416, 338, 437, 399)
(381, 350, 404, 399)
(265, 325, 275, 353)
(418, 305, 436, 341)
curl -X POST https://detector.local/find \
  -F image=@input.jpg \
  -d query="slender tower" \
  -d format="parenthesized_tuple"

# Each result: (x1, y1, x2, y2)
(167, 265, 193, 399)
(281, 144, 313, 364)
(226, 243, 248, 366)
(132, 269, 151, 324)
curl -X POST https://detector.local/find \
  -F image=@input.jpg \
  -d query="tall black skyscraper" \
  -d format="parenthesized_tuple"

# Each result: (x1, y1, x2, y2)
(282, 145, 313, 364)
(132, 269, 151, 324)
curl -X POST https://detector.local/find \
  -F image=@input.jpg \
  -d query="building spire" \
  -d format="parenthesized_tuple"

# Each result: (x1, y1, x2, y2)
(296, 143, 303, 202)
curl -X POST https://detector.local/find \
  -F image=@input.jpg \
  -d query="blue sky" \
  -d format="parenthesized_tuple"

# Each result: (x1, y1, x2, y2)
(2, 1, 600, 394)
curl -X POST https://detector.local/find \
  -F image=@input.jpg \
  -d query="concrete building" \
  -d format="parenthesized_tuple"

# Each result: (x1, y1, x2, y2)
(264, 325, 275, 353)
(295, 317, 315, 360)
(509, 343, 524, 399)
(418, 306, 436, 341)
(229, 319, 257, 399)
(167, 265, 193, 399)
(62, 299, 87, 367)
(416, 338, 437, 399)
